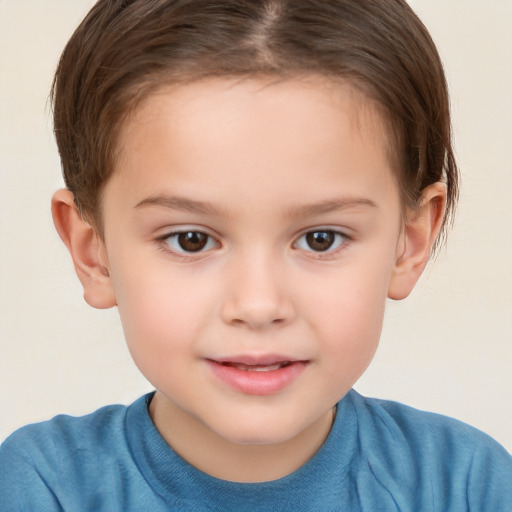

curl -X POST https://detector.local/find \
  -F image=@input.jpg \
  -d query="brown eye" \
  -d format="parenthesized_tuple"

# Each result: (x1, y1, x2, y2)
(163, 231, 217, 254)
(295, 230, 346, 254)
(305, 231, 336, 252)
(177, 232, 209, 252)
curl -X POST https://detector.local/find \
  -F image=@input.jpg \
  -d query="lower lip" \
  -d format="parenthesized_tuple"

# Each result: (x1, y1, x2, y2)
(206, 360, 308, 395)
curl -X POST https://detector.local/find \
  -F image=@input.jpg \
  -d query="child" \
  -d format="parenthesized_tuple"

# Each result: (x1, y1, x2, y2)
(1, 0, 511, 509)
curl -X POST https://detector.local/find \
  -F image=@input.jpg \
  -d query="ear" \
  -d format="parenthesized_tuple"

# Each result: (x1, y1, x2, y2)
(388, 182, 447, 300)
(51, 189, 117, 309)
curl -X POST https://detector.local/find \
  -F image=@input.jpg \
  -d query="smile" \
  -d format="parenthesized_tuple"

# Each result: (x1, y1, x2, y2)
(220, 361, 293, 372)
(206, 358, 308, 395)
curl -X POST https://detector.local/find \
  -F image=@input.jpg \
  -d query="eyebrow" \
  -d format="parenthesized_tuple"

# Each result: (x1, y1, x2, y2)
(135, 195, 226, 216)
(134, 194, 377, 218)
(284, 198, 378, 218)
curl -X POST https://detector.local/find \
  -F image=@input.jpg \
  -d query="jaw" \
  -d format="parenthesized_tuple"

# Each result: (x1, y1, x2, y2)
(149, 388, 336, 482)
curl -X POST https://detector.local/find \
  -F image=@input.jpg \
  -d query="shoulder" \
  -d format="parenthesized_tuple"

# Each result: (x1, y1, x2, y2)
(0, 394, 152, 510)
(350, 390, 510, 453)
(345, 390, 512, 509)
(1, 400, 129, 461)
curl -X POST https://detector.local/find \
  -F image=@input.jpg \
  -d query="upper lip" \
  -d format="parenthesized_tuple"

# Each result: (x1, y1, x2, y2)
(207, 354, 306, 366)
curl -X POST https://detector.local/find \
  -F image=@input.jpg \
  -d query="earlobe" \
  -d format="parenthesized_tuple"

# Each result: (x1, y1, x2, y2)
(51, 189, 117, 309)
(388, 182, 447, 300)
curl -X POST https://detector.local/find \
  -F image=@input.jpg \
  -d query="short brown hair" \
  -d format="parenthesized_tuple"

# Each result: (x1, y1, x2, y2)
(52, 0, 458, 244)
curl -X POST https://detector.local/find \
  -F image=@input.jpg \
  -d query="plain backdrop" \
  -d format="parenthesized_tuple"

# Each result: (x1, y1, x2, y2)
(1, 1, 511, 452)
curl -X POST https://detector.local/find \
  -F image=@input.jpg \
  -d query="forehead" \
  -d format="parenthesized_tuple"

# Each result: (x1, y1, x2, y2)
(126, 76, 387, 132)
(107, 76, 399, 215)
(118, 77, 393, 160)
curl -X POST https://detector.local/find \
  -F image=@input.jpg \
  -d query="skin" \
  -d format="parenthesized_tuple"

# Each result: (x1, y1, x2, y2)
(52, 77, 446, 482)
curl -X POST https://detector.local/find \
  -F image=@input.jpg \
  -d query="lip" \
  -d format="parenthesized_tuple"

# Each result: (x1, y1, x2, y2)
(206, 356, 308, 396)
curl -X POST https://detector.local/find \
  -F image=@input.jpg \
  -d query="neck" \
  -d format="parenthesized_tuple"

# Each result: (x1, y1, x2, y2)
(149, 392, 336, 483)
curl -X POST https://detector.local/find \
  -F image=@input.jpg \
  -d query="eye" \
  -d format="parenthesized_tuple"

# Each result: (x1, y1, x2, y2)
(164, 231, 218, 253)
(295, 230, 346, 253)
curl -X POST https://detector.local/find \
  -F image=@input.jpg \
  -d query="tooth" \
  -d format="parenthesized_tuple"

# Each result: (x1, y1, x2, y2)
(252, 364, 281, 371)
(232, 363, 285, 371)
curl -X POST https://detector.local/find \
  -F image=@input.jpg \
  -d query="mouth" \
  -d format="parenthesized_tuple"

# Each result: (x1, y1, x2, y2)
(206, 357, 308, 395)
(218, 361, 294, 372)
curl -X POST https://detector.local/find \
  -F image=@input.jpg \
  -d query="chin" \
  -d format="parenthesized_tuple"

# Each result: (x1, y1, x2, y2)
(227, 433, 290, 446)
(213, 418, 303, 447)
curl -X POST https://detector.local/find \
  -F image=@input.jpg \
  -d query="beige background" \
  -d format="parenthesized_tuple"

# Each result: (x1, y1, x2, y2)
(1, 1, 511, 451)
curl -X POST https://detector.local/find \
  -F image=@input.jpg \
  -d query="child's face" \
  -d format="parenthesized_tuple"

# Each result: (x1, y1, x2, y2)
(99, 77, 404, 446)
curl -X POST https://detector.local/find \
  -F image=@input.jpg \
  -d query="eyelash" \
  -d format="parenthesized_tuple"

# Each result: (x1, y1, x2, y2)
(294, 230, 349, 257)
(156, 228, 350, 258)
(157, 230, 219, 257)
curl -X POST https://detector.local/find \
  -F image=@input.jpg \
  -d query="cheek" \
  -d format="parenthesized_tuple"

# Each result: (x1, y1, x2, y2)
(318, 291, 385, 358)
(303, 261, 391, 370)
(319, 299, 385, 394)
(111, 264, 210, 365)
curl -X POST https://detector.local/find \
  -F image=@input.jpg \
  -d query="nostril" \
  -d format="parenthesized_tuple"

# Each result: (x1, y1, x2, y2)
(223, 308, 291, 329)
(228, 316, 286, 328)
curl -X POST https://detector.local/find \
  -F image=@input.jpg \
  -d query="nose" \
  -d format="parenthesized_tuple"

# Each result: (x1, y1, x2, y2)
(220, 251, 295, 330)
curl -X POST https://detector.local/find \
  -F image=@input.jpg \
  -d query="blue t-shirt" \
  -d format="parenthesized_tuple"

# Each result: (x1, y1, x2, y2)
(1, 390, 511, 511)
